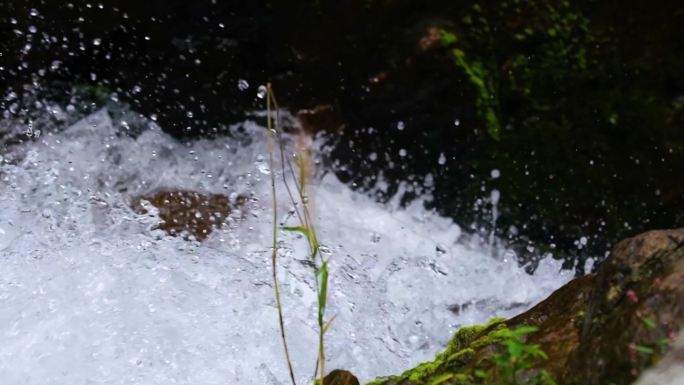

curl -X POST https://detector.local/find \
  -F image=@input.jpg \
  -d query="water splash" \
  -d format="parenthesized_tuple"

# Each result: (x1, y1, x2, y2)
(0, 108, 570, 384)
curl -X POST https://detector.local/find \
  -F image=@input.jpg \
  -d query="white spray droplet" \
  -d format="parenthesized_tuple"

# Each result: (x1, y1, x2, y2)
(256, 85, 267, 99)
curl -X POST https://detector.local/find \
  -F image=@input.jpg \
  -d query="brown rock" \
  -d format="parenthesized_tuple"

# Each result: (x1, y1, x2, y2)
(368, 228, 684, 385)
(323, 369, 360, 385)
(131, 191, 246, 241)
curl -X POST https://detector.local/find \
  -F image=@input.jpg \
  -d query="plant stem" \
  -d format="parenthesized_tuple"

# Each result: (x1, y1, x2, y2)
(267, 83, 297, 385)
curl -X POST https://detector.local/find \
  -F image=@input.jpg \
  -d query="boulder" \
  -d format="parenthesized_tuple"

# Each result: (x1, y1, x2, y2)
(366, 228, 684, 385)
(131, 191, 246, 241)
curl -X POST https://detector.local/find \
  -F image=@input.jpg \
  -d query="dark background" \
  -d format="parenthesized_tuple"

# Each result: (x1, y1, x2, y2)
(1, 0, 683, 272)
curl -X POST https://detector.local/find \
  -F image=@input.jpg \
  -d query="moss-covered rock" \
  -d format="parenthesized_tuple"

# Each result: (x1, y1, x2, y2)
(364, 228, 684, 385)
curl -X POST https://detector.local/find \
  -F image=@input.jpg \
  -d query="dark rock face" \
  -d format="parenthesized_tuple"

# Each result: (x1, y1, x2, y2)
(131, 191, 245, 241)
(367, 228, 684, 385)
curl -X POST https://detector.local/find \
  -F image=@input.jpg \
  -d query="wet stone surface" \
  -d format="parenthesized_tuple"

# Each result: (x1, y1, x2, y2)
(131, 191, 246, 241)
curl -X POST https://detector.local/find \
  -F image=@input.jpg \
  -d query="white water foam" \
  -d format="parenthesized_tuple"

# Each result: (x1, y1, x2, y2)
(0, 109, 570, 384)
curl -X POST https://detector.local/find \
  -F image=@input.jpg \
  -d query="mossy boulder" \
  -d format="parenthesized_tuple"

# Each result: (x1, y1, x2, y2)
(365, 228, 684, 385)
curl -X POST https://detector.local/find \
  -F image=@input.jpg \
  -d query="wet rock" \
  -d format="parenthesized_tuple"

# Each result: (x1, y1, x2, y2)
(563, 229, 684, 384)
(323, 369, 360, 385)
(131, 191, 245, 241)
(368, 228, 684, 385)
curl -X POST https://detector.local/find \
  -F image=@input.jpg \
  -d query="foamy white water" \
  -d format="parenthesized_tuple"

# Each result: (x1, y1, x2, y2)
(0, 109, 570, 384)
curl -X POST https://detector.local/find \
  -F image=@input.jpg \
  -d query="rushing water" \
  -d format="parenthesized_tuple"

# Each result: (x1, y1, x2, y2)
(0, 108, 570, 384)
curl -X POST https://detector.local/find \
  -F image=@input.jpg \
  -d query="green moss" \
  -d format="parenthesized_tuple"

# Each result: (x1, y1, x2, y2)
(446, 47, 501, 141)
(366, 318, 507, 385)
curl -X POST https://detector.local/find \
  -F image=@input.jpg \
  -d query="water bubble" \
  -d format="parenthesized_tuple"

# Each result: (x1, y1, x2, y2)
(399, 149, 407, 157)
(237, 79, 249, 91)
(490, 169, 501, 179)
(396, 121, 405, 130)
(368, 152, 378, 161)
(370, 232, 381, 243)
(28, 26, 37, 34)
(256, 85, 267, 99)
(454, 119, 461, 126)
(93, 38, 102, 46)
(437, 153, 446, 165)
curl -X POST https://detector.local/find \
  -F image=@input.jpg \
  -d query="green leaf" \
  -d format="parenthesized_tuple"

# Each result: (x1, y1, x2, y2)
(282, 225, 312, 237)
(635, 345, 655, 355)
(640, 316, 657, 329)
(439, 30, 457, 46)
(316, 261, 329, 321)
(322, 314, 337, 335)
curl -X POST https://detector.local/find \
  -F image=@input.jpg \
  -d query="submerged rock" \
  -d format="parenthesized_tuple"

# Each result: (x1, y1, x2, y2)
(366, 228, 684, 385)
(131, 191, 246, 241)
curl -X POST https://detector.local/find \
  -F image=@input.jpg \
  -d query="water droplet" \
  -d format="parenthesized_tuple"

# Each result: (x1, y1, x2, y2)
(397, 121, 405, 130)
(256, 85, 267, 99)
(28, 26, 37, 34)
(454, 119, 461, 126)
(438, 153, 446, 165)
(490, 169, 501, 179)
(237, 79, 249, 91)
(399, 149, 407, 157)
(370, 232, 381, 243)
(490, 189, 501, 205)
(93, 38, 102, 46)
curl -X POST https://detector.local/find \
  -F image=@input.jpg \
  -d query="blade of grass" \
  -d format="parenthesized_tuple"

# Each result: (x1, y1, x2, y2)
(267, 83, 298, 385)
